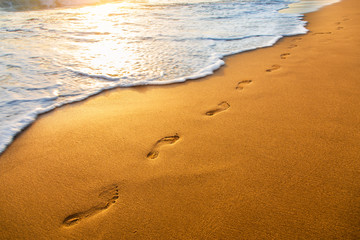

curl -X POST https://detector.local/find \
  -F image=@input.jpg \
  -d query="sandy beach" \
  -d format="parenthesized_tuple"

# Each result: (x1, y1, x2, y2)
(0, 0, 359, 239)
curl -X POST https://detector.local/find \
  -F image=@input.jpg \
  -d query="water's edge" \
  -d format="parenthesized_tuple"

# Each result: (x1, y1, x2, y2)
(0, 0, 341, 155)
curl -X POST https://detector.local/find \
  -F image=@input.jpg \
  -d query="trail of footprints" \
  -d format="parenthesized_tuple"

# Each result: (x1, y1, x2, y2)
(63, 185, 119, 227)
(311, 17, 348, 34)
(144, 80, 252, 160)
(146, 80, 253, 160)
(336, 17, 348, 30)
(62, 34, 302, 229)
(65, 19, 353, 227)
(147, 35, 306, 162)
(265, 37, 303, 72)
(143, 16, 351, 164)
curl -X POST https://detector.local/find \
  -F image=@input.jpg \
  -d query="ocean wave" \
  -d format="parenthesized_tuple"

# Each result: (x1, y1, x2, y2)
(0, 0, 226, 10)
(71, 70, 121, 81)
(0, 0, 116, 10)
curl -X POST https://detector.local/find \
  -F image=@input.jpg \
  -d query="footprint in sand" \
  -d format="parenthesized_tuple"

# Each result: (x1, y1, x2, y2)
(292, 37, 302, 41)
(206, 101, 230, 116)
(288, 44, 298, 49)
(236, 80, 252, 90)
(336, 20, 347, 30)
(147, 134, 180, 159)
(280, 53, 290, 59)
(63, 184, 119, 227)
(312, 32, 332, 35)
(266, 64, 281, 72)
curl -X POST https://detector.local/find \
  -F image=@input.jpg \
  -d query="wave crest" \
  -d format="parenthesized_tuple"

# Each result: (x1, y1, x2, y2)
(0, 0, 227, 10)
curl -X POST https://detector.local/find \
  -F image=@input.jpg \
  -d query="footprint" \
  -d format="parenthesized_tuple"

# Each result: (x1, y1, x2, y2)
(292, 37, 302, 41)
(206, 101, 230, 116)
(337, 26, 344, 30)
(63, 185, 119, 227)
(288, 44, 298, 49)
(280, 53, 290, 59)
(312, 32, 332, 35)
(236, 80, 252, 90)
(147, 134, 180, 159)
(266, 64, 281, 72)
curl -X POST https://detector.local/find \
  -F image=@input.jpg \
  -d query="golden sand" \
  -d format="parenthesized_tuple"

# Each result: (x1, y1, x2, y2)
(0, 0, 359, 239)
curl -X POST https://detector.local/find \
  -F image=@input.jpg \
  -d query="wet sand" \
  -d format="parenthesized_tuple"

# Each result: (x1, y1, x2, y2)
(0, 0, 359, 239)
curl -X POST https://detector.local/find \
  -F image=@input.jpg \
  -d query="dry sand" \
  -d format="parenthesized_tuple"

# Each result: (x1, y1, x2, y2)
(0, 0, 359, 239)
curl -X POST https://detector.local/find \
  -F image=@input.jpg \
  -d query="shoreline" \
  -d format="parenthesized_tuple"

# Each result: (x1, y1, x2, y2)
(1, 0, 360, 239)
(0, 0, 305, 156)
(0, 0, 338, 156)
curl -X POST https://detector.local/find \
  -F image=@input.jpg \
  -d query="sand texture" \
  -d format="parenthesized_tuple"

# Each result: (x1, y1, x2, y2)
(0, 0, 359, 239)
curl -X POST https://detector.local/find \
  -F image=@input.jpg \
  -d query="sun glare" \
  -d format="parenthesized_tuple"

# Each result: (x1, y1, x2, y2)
(66, 2, 138, 78)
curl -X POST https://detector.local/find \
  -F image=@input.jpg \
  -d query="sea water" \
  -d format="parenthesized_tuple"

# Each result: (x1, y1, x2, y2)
(0, 0, 339, 153)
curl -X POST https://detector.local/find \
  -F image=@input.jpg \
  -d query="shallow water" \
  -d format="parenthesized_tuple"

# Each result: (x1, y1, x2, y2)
(0, 0, 339, 153)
